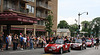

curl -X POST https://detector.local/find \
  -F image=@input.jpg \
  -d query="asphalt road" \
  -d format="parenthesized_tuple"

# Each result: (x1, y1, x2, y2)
(0, 46, 100, 55)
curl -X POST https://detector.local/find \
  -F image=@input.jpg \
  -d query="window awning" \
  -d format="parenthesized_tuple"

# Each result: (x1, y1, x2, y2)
(0, 12, 39, 25)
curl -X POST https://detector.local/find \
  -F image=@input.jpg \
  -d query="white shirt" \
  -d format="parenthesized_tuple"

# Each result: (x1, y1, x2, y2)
(23, 37, 27, 43)
(20, 35, 22, 38)
(8, 35, 12, 42)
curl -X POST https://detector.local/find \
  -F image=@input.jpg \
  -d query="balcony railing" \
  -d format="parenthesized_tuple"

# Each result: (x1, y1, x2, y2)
(36, 13, 47, 18)
(37, 1, 51, 10)
(3, 6, 29, 14)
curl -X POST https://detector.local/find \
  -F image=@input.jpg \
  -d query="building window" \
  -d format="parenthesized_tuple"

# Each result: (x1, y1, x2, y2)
(31, 0, 34, 2)
(26, 0, 34, 2)
(32, 7, 34, 14)
(26, 5, 34, 14)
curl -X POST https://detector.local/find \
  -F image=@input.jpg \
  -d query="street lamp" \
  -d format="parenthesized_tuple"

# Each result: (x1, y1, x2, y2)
(78, 12, 88, 33)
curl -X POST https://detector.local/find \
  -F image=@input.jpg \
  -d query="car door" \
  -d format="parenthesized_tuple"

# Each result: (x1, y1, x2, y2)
(64, 43, 69, 51)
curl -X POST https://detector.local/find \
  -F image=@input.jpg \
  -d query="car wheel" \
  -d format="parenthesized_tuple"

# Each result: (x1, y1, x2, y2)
(68, 47, 71, 52)
(60, 48, 63, 54)
(45, 51, 48, 53)
(91, 45, 92, 47)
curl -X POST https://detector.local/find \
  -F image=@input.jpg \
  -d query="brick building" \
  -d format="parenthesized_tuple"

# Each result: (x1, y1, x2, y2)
(0, 0, 58, 36)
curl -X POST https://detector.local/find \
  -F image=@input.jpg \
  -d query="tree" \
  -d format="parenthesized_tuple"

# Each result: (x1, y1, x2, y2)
(45, 11, 53, 37)
(58, 20, 69, 28)
(81, 21, 91, 37)
(81, 21, 90, 32)
(69, 24, 78, 37)
(90, 17, 100, 37)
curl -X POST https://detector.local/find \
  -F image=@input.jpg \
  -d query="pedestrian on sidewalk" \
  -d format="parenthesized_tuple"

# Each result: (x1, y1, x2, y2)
(16, 35, 19, 49)
(13, 34, 17, 50)
(30, 36, 34, 49)
(23, 35, 27, 49)
(6, 35, 9, 50)
(20, 34, 24, 50)
(33, 35, 36, 49)
(95, 37, 99, 49)
(0, 32, 3, 51)
(27, 35, 29, 48)
(8, 33, 12, 49)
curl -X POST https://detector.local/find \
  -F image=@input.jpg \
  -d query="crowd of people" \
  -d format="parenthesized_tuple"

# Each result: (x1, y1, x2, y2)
(0, 32, 99, 51)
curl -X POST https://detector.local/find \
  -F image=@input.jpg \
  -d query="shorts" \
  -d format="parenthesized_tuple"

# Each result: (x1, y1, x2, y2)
(9, 41, 12, 45)
(96, 43, 99, 46)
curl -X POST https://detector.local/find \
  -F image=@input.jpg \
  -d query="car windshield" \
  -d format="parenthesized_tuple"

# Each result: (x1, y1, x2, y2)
(86, 40, 91, 42)
(75, 39, 82, 43)
(55, 39, 64, 44)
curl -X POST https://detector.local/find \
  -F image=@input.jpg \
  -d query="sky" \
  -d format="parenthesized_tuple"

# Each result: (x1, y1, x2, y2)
(58, 0, 100, 25)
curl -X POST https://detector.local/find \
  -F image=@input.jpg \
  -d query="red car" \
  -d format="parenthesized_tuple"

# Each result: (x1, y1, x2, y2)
(86, 40, 94, 47)
(71, 39, 86, 50)
(44, 39, 71, 54)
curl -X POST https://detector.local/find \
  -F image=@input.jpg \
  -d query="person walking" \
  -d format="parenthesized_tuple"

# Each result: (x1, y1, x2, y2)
(6, 35, 9, 50)
(95, 37, 99, 49)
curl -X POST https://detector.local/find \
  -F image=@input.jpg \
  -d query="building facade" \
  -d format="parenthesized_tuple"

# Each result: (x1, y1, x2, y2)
(57, 29, 71, 37)
(0, 0, 58, 36)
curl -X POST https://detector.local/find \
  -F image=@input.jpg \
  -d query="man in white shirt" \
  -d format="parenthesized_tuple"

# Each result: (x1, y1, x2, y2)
(8, 33, 12, 48)
(23, 36, 27, 49)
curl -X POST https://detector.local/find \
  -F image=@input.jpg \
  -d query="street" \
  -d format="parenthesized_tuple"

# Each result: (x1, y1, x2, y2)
(0, 46, 100, 55)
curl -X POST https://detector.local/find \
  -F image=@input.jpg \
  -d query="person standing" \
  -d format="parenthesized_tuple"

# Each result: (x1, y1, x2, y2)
(16, 35, 19, 49)
(27, 35, 30, 49)
(46, 37, 50, 44)
(20, 34, 24, 50)
(0, 32, 3, 51)
(6, 35, 9, 50)
(30, 36, 34, 49)
(95, 37, 99, 49)
(23, 36, 27, 49)
(13, 34, 17, 50)
(8, 33, 12, 48)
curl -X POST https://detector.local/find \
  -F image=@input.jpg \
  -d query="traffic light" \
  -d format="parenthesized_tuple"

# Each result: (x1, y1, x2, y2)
(78, 25, 80, 29)
(85, 23, 87, 28)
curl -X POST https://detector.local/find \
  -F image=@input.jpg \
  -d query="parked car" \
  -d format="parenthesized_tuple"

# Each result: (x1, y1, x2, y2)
(44, 39, 71, 54)
(86, 40, 94, 47)
(71, 39, 86, 50)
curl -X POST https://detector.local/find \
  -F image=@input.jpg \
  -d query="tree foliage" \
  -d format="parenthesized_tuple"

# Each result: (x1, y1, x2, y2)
(45, 11, 53, 37)
(90, 17, 100, 37)
(81, 21, 90, 32)
(69, 24, 78, 37)
(57, 20, 69, 28)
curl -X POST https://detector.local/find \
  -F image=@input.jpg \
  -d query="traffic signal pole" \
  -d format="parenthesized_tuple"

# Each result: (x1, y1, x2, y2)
(77, 12, 88, 35)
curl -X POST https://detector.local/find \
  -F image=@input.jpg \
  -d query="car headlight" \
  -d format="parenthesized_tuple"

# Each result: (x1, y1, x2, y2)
(57, 46, 60, 49)
(78, 44, 81, 46)
(45, 44, 48, 47)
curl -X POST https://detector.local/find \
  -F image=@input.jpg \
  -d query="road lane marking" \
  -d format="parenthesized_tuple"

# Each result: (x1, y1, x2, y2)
(9, 50, 31, 53)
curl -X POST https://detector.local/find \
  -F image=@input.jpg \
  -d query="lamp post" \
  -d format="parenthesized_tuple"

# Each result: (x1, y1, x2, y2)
(78, 12, 88, 34)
